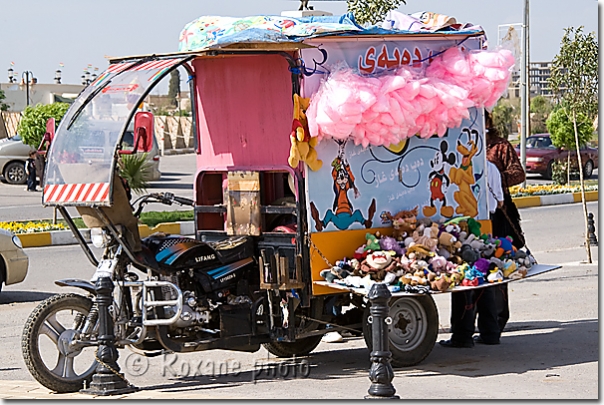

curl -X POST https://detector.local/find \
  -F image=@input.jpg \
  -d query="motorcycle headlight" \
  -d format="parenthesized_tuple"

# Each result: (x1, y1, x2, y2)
(90, 228, 109, 248)
(12, 235, 23, 249)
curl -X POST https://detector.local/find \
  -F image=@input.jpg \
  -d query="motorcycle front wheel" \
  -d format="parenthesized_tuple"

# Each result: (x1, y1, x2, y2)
(21, 293, 98, 393)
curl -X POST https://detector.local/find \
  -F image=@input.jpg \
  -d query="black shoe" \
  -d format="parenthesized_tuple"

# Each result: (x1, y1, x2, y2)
(473, 335, 500, 345)
(439, 339, 474, 348)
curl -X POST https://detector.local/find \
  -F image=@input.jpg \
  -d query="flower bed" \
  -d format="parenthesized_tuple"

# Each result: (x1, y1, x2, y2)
(510, 184, 598, 197)
(0, 221, 68, 234)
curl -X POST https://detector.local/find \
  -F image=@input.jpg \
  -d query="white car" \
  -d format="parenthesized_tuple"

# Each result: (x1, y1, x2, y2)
(0, 135, 36, 184)
(0, 229, 29, 293)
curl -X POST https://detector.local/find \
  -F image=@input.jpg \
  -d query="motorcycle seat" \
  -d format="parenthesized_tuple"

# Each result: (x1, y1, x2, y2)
(209, 236, 254, 265)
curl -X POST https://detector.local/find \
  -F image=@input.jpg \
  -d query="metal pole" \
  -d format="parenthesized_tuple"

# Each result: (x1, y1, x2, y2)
(81, 276, 138, 395)
(365, 283, 399, 399)
(25, 72, 30, 107)
(520, 0, 530, 188)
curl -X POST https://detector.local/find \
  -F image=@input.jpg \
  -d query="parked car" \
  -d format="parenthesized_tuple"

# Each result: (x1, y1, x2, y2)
(0, 229, 29, 294)
(121, 128, 162, 181)
(0, 134, 36, 184)
(515, 133, 598, 179)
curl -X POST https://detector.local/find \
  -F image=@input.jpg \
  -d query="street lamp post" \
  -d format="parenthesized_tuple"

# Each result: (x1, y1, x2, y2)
(7, 68, 16, 83)
(21, 71, 36, 107)
(520, 0, 530, 188)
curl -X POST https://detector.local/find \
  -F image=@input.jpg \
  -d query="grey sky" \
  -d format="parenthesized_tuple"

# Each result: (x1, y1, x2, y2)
(0, 0, 599, 85)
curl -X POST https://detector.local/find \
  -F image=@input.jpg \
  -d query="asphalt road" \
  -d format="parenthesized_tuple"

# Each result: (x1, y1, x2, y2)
(0, 201, 598, 399)
(0, 153, 197, 223)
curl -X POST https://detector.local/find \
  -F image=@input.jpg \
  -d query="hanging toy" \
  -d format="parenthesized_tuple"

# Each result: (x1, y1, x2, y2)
(288, 94, 323, 171)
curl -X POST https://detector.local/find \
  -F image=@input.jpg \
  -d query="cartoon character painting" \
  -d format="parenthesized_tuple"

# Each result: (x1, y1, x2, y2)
(310, 142, 376, 231)
(422, 140, 456, 218)
(449, 128, 479, 217)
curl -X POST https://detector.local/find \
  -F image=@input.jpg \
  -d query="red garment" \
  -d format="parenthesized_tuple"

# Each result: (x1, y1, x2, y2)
(486, 136, 525, 191)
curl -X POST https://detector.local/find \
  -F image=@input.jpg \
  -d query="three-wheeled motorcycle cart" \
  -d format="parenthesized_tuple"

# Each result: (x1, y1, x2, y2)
(22, 13, 560, 394)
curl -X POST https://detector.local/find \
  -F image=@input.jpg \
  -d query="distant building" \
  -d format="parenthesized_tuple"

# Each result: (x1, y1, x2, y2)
(0, 82, 85, 112)
(508, 61, 563, 99)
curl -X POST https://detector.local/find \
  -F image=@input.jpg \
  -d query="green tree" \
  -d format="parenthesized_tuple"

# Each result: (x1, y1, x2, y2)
(0, 89, 9, 111)
(17, 103, 69, 147)
(548, 26, 598, 263)
(347, 0, 406, 25)
(492, 98, 515, 139)
(546, 107, 593, 183)
(529, 95, 552, 134)
(168, 69, 181, 107)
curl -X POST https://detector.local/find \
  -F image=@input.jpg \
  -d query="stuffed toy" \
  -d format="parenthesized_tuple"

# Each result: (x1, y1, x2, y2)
(411, 223, 439, 251)
(489, 256, 504, 270)
(379, 235, 405, 256)
(354, 245, 369, 260)
(360, 251, 398, 280)
(364, 233, 382, 252)
(467, 218, 482, 237)
(381, 207, 419, 240)
(430, 275, 452, 292)
(438, 231, 462, 257)
(473, 257, 490, 276)
(428, 254, 449, 275)
(463, 234, 483, 251)
(502, 259, 518, 278)
(462, 266, 484, 286)
(494, 236, 516, 258)
(460, 244, 480, 265)
(288, 94, 322, 171)
(515, 250, 536, 268)
(508, 267, 527, 280)
(320, 266, 351, 283)
(487, 268, 504, 283)
(406, 244, 435, 260)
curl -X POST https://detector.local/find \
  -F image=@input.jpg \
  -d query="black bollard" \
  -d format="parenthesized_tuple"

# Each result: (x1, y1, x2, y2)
(588, 213, 598, 246)
(365, 283, 399, 399)
(81, 276, 138, 396)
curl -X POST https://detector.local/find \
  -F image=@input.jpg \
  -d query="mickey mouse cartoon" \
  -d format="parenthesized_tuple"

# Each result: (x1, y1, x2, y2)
(422, 140, 456, 218)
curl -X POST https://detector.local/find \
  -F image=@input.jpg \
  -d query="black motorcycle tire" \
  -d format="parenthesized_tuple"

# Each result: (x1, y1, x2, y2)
(363, 295, 438, 368)
(22, 293, 97, 393)
(262, 297, 324, 358)
(263, 335, 323, 358)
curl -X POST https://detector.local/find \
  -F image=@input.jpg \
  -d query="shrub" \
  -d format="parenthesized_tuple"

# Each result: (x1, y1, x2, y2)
(118, 153, 152, 194)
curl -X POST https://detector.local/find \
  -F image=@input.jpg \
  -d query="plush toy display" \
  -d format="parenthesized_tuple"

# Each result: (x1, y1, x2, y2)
(288, 94, 323, 171)
(320, 215, 537, 293)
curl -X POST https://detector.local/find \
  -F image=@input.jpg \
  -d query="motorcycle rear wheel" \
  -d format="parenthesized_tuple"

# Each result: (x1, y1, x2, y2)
(21, 293, 98, 393)
(263, 335, 323, 357)
(263, 297, 324, 358)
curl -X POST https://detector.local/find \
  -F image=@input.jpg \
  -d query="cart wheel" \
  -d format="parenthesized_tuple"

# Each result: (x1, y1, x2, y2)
(363, 295, 438, 367)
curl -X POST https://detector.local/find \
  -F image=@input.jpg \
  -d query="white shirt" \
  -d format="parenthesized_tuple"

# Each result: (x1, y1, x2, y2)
(487, 161, 504, 213)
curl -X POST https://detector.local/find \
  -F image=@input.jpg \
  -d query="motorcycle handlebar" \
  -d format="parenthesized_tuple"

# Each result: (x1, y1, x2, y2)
(173, 196, 194, 206)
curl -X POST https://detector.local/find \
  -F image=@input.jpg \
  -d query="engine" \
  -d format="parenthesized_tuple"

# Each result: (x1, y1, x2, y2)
(140, 234, 258, 338)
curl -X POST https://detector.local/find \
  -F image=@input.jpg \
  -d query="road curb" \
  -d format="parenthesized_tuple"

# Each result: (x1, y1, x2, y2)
(19, 221, 194, 248)
(15, 191, 598, 248)
(512, 190, 598, 208)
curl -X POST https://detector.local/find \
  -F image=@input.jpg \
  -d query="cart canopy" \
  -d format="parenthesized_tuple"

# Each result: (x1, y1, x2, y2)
(43, 56, 191, 207)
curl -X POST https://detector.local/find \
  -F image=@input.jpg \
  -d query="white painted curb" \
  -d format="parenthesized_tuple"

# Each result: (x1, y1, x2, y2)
(50, 229, 91, 246)
(539, 194, 575, 206)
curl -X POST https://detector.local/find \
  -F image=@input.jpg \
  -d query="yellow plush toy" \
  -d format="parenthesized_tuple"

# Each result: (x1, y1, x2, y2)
(288, 94, 323, 171)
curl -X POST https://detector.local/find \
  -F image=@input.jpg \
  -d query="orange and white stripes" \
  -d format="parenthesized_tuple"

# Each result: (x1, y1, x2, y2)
(44, 183, 110, 204)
